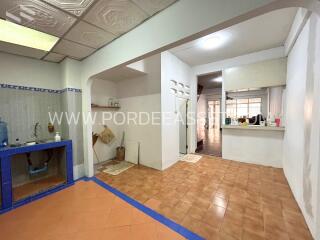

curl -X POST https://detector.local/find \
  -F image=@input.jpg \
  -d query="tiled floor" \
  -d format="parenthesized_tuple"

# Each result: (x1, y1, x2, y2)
(13, 175, 65, 201)
(96, 156, 313, 240)
(196, 128, 222, 157)
(0, 181, 185, 240)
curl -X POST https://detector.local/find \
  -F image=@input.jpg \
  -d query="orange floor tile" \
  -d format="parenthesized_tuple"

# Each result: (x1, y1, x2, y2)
(0, 181, 186, 240)
(13, 175, 65, 202)
(96, 156, 313, 240)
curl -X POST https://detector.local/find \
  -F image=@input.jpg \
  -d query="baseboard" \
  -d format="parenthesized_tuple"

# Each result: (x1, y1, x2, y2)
(73, 164, 85, 180)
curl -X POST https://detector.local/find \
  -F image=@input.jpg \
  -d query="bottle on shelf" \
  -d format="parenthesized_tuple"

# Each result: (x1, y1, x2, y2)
(54, 132, 61, 142)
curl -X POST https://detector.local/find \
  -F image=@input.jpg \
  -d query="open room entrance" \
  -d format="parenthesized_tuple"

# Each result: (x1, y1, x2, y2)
(90, 54, 162, 175)
(196, 71, 222, 157)
(89, 51, 195, 176)
(1, 0, 320, 239)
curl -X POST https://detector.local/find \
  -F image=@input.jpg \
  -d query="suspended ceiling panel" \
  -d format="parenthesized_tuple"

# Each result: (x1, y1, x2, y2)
(0, 0, 76, 37)
(0, 0, 178, 62)
(43, 52, 65, 62)
(132, 0, 177, 15)
(52, 39, 95, 60)
(0, 41, 47, 59)
(65, 21, 116, 48)
(84, 0, 149, 36)
(42, 0, 95, 17)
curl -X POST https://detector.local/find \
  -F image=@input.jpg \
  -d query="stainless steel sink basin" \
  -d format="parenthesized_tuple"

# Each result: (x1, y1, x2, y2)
(38, 139, 55, 144)
(8, 139, 55, 148)
(25, 141, 38, 146)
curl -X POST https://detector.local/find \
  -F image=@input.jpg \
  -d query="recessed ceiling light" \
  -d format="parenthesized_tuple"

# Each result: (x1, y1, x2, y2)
(213, 77, 223, 83)
(199, 33, 229, 50)
(0, 19, 59, 51)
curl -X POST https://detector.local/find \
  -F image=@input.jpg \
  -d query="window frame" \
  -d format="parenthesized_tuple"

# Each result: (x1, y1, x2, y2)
(226, 97, 262, 118)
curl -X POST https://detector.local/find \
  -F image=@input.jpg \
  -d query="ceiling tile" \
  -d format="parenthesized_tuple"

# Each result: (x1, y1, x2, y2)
(131, 0, 177, 15)
(52, 39, 95, 60)
(0, 0, 76, 37)
(0, 41, 47, 59)
(84, 0, 149, 36)
(64, 21, 116, 49)
(44, 52, 65, 62)
(42, 0, 95, 17)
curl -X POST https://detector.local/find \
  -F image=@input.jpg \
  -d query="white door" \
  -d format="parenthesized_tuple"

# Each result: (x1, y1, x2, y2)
(178, 98, 188, 154)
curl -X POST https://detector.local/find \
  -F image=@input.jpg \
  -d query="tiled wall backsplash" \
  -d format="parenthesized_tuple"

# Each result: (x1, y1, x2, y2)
(0, 88, 62, 143)
(0, 85, 84, 166)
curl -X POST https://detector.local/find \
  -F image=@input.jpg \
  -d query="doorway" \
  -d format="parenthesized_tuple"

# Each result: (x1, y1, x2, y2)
(196, 72, 222, 157)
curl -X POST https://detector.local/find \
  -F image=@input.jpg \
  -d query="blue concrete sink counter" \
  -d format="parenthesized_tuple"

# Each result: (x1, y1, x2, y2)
(0, 140, 74, 213)
(0, 139, 72, 155)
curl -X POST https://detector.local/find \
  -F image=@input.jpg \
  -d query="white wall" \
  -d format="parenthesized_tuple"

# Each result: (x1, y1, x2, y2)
(223, 58, 287, 91)
(269, 86, 284, 118)
(284, 14, 320, 239)
(61, 58, 82, 89)
(161, 51, 194, 169)
(117, 54, 162, 170)
(193, 47, 285, 76)
(314, 14, 320, 240)
(118, 94, 162, 169)
(0, 52, 62, 89)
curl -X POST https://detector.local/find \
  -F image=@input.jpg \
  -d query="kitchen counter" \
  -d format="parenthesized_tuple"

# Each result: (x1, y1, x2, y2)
(0, 140, 74, 212)
(222, 125, 285, 131)
(222, 126, 284, 168)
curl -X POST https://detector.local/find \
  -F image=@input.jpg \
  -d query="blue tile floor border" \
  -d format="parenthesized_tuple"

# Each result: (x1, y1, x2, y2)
(91, 177, 204, 240)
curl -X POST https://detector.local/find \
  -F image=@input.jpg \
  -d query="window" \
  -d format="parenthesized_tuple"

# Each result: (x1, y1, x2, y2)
(226, 98, 262, 118)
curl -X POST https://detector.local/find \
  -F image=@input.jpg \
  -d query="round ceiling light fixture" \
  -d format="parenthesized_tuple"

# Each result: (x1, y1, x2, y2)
(199, 33, 229, 50)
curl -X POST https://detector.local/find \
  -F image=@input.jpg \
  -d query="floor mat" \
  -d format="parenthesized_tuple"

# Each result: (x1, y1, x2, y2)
(102, 161, 135, 175)
(179, 154, 202, 163)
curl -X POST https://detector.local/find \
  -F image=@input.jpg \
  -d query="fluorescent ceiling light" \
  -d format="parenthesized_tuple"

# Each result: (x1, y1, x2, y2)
(0, 19, 59, 51)
(213, 77, 223, 83)
(199, 32, 230, 50)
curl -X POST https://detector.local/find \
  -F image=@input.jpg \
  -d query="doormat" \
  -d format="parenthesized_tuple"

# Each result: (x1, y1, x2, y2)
(102, 161, 135, 176)
(179, 154, 202, 163)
